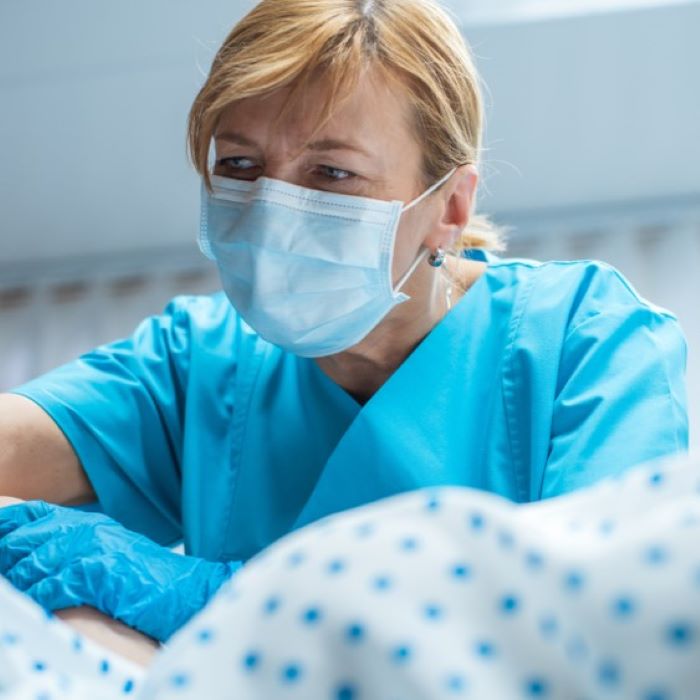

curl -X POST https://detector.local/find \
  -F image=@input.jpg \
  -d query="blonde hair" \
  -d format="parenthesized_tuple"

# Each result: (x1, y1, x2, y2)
(187, 0, 506, 252)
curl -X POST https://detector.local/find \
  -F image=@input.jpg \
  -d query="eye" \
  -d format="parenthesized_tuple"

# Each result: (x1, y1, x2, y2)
(216, 157, 260, 178)
(316, 165, 355, 181)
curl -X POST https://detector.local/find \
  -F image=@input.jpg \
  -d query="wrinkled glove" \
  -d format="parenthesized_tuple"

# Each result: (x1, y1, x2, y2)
(0, 501, 240, 642)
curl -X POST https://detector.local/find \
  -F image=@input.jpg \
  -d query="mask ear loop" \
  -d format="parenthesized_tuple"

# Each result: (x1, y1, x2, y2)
(198, 140, 221, 261)
(397, 168, 459, 302)
(401, 167, 457, 213)
(395, 248, 431, 292)
(207, 139, 217, 175)
(395, 168, 457, 293)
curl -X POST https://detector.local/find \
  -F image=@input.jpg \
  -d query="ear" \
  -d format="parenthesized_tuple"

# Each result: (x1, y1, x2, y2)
(423, 164, 479, 251)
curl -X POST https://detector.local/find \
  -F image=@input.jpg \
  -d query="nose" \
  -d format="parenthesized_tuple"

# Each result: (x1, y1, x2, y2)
(259, 157, 306, 188)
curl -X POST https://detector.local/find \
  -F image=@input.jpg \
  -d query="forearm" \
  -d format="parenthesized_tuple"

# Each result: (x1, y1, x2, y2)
(55, 608, 159, 667)
(0, 393, 95, 504)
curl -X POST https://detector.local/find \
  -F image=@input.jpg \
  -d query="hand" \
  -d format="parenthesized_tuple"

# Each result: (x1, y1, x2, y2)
(0, 501, 240, 642)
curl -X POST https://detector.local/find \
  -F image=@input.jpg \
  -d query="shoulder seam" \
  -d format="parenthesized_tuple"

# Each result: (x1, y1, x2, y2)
(493, 258, 678, 321)
(564, 305, 682, 346)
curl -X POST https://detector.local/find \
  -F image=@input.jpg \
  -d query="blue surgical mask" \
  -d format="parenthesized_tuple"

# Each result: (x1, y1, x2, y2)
(199, 169, 455, 357)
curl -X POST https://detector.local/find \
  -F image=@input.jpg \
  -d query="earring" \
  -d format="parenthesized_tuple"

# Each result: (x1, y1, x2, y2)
(428, 247, 446, 268)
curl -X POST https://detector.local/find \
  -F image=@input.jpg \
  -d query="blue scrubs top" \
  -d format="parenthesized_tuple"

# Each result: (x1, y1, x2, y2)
(11, 252, 689, 563)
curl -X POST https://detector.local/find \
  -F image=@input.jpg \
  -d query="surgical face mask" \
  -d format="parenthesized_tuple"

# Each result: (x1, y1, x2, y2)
(199, 169, 455, 358)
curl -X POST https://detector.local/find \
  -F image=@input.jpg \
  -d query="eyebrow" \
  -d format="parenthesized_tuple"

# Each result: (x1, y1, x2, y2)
(305, 138, 372, 158)
(215, 131, 372, 158)
(215, 131, 259, 148)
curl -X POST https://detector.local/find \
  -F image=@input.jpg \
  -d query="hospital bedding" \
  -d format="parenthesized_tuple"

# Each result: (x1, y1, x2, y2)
(1, 454, 699, 699)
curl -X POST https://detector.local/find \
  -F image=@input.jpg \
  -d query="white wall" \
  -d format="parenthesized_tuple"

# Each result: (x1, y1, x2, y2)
(1, 1, 698, 266)
(463, 2, 700, 216)
(450, 0, 697, 25)
(0, 0, 254, 265)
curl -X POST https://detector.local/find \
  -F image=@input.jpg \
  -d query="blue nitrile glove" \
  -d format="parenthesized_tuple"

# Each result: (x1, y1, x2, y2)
(0, 501, 240, 642)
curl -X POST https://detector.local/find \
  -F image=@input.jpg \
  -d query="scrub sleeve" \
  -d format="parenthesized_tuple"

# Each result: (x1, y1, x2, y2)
(9, 297, 200, 546)
(492, 258, 689, 501)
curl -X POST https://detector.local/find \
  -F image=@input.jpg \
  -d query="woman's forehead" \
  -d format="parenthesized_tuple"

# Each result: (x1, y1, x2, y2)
(215, 69, 419, 161)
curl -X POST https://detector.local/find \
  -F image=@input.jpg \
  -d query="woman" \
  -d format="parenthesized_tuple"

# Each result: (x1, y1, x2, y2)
(0, 0, 689, 642)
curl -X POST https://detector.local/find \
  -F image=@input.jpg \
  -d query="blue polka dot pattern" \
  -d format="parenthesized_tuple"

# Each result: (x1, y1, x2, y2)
(644, 545, 670, 566)
(499, 594, 520, 615)
(281, 663, 303, 683)
(2, 455, 700, 700)
(423, 603, 443, 620)
(302, 606, 323, 625)
(611, 596, 637, 619)
(474, 640, 497, 658)
(645, 546, 669, 566)
(450, 563, 472, 580)
(538, 614, 559, 639)
(643, 687, 672, 700)
(354, 522, 375, 538)
(665, 621, 695, 648)
(445, 673, 468, 692)
(390, 645, 412, 664)
(400, 536, 419, 552)
(327, 559, 346, 574)
(425, 493, 441, 512)
(469, 512, 486, 531)
(344, 623, 366, 644)
(599, 519, 616, 536)
(525, 551, 545, 570)
(335, 682, 358, 700)
(170, 672, 190, 688)
(649, 472, 665, 487)
(498, 530, 516, 549)
(563, 570, 586, 592)
(372, 575, 393, 591)
(264, 596, 281, 614)
(288, 551, 306, 567)
(196, 628, 214, 643)
(524, 676, 549, 696)
(597, 659, 621, 687)
(243, 651, 261, 671)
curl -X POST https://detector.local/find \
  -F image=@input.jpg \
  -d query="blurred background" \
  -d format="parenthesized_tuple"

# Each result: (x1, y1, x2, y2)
(1, 0, 698, 447)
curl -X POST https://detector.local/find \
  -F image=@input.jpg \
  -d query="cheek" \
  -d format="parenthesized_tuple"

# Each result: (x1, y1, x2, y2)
(390, 215, 427, 284)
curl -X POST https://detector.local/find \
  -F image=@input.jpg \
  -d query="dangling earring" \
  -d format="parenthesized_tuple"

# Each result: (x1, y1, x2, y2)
(428, 247, 446, 268)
